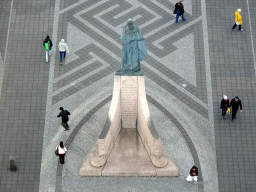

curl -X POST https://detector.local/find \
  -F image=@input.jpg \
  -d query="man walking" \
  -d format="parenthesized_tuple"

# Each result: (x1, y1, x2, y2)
(57, 107, 70, 130)
(232, 9, 243, 31)
(174, 1, 186, 24)
(43, 35, 53, 62)
(229, 96, 242, 122)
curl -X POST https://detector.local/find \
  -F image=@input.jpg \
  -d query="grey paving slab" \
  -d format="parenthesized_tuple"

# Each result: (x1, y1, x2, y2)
(206, 0, 256, 191)
(3, 0, 256, 191)
(0, 0, 55, 191)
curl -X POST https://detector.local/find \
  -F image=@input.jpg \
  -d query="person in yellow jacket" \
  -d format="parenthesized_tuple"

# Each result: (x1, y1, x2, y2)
(232, 9, 243, 31)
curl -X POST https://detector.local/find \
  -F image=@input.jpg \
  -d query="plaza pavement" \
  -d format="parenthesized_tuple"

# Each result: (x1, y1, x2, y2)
(0, 0, 255, 192)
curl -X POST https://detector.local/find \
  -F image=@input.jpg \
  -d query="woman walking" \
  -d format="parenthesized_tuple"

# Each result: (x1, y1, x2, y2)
(58, 39, 69, 65)
(56, 141, 67, 164)
(232, 9, 243, 31)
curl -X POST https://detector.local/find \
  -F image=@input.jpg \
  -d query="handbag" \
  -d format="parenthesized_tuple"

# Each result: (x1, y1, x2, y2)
(55, 146, 59, 156)
(226, 108, 230, 114)
(173, 9, 176, 14)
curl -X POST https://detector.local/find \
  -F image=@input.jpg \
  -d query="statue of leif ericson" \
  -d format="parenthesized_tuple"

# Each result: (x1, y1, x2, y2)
(116, 19, 148, 76)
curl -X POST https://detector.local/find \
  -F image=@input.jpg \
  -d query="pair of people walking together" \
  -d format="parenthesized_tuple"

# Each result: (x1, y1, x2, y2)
(220, 95, 242, 122)
(43, 37, 69, 65)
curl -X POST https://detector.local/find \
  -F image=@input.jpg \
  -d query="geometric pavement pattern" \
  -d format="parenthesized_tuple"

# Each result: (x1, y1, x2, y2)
(42, 0, 215, 191)
(0, 0, 256, 191)
(52, 0, 210, 121)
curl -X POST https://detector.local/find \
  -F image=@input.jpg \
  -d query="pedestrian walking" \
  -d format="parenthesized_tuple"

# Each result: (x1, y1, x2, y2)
(43, 35, 53, 63)
(232, 9, 243, 31)
(58, 39, 69, 66)
(229, 96, 242, 122)
(57, 107, 70, 130)
(56, 141, 67, 164)
(186, 166, 198, 182)
(174, 0, 186, 24)
(220, 95, 230, 119)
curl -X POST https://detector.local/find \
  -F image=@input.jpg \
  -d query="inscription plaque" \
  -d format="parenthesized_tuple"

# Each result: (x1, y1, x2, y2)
(121, 76, 138, 128)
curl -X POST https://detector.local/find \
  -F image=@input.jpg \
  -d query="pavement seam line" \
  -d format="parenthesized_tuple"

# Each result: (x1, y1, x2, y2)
(0, 0, 14, 100)
(246, 0, 256, 74)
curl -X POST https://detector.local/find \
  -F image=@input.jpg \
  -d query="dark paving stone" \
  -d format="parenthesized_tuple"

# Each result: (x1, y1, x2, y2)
(206, 0, 256, 191)
(0, 0, 55, 191)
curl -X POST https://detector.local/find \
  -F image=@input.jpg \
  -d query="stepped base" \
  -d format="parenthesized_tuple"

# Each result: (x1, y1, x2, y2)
(80, 129, 178, 176)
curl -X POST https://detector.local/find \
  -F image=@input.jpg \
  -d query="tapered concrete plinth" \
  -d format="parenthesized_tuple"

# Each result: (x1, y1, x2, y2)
(102, 129, 156, 176)
(80, 129, 178, 176)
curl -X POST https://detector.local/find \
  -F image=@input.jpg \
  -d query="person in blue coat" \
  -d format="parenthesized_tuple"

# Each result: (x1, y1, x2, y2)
(175, 1, 186, 24)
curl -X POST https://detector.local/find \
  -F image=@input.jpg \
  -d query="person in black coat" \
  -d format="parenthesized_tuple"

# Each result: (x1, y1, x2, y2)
(229, 96, 242, 122)
(57, 107, 70, 130)
(174, 1, 186, 24)
(43, 35, 53, 62)
(220, 95, 229, 119)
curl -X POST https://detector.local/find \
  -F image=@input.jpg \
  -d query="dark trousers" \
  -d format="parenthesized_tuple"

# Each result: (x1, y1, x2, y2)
(59, 51, 66, 62)
(59, 154, 65, 164)
(222, 107, 227, 117)
(232, 109, 238, 120)
(232, 23, 242, 30)
(61, 121, 69, 129)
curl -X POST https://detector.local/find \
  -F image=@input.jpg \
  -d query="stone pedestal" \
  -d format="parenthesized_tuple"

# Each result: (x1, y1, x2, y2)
(79, 75, 178, 177)
(121, 76, 137, 128)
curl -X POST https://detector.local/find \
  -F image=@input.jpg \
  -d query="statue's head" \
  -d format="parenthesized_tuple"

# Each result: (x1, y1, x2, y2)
(127, 19, 134, 30)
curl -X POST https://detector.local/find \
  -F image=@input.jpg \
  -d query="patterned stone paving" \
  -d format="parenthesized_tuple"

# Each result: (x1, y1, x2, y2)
(0, 0, 256, 191)
(40, 0, 216, 191)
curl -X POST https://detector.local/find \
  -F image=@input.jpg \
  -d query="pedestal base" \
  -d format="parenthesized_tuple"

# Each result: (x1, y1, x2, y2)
(80, 129, 178, 176)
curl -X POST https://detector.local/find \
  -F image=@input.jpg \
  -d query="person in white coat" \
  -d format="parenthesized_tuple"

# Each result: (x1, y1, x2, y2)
(56, 141, 67, 164)
(58, 39, 69, 65)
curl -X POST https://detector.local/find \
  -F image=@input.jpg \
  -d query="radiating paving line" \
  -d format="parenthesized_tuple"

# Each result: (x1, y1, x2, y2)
(53, 53, 98, 83)
(59, 0, 88, 14)
(74, 2, 122, 50)
(94, 4, 142, 35)
(0, 0, 14, 100)
(144, 19, 176, 38)
(152, 16, 202, 49)
(142, 60, 208, 109)
(246, 0, 256, 77)
(52, 52, 110, 96)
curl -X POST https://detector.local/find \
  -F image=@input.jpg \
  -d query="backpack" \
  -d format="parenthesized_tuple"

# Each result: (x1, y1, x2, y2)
(44, 41, 50, 50)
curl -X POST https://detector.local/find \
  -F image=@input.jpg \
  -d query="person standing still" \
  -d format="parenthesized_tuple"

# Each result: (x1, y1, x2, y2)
(43, 35, 53, 63)
(220, 95, 229, 119)
(56, 141, 67, 164)
(175, 0, 186, 24)
(232, 9, 243, 31)
(229, 96, 242, 122)
(58, 39, 69, 66)
(57, 107, 70, 130)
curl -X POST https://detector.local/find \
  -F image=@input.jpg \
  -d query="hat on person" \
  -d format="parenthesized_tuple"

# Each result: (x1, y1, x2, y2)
(237, 9, 241, 12)
(61, 39, 65, 43)
(223, 95, 228, 100)
(235, 96, 239, 100)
